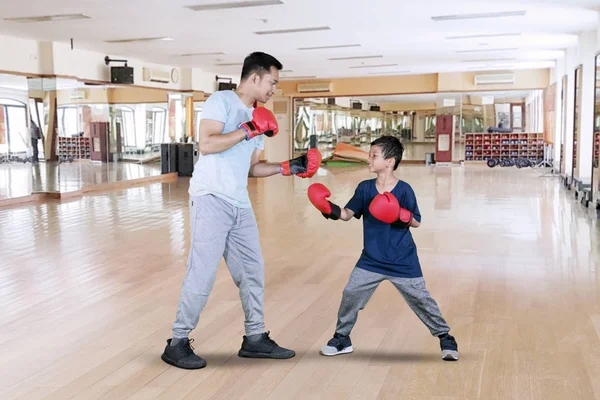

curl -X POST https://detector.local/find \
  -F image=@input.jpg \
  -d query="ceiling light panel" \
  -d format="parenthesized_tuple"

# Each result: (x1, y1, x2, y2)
(280, 76, 317, 79)
(457, 48, 519, 53)
(298, 44, 361, 51)
(446, 33, 521, 40)
(215, 62, 243, 66)
(180, 52, 225, 56)
(105, 37, 173, 43)
(368, 71, 410, 75)
(186, 0, 284, 11)
(4, 13, 91, 23)
(350, 63, 398, 69)
(432, 11, 526, 21)
(462, 58, 518, 63)
(329, 55, 383, 61)
(254, 26, 330, 35)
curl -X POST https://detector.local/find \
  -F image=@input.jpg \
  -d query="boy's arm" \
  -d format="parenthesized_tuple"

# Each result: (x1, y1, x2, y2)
(308, 183, 362, 222)
(340, 208, 355, 221)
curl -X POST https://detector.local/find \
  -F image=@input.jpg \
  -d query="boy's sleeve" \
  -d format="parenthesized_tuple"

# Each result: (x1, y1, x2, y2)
(200, 93, 228, 124)
(401, 185, 421, 223)
(344, 182, 365, 219)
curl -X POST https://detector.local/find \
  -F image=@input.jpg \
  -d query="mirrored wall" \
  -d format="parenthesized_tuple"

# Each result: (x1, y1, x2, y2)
(292, 89, 544, 167)
(0, 74, 32, 200)
(572, 65, 583, 183)
(593, 56, 600, 207)
(0, 71, 203, 202)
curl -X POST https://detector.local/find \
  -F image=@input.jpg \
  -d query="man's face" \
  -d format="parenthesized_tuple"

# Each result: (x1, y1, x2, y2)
(254, 66, 279, 104)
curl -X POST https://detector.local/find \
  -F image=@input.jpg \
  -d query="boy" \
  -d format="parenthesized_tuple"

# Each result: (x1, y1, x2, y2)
(307, 136, 458, 361)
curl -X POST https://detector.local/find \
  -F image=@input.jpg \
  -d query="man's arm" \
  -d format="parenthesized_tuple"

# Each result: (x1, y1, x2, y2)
(411, 218, 420, 228)
(248, 149, 280, 177)
(198, 119, 247, 156)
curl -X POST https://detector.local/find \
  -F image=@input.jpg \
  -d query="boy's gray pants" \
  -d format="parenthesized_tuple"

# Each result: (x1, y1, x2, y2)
(336, 267, 450, 337)
(172, 194, 265, 339)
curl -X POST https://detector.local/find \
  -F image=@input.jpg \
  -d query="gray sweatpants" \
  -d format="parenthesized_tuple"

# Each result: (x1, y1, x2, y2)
(336, 267, 450, 337)
(171, 194, 265, 339)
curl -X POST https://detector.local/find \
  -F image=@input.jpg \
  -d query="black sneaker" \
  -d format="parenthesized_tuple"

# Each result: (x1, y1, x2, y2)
(161, 338, 207, 369)
(238, 332, 295, 359)
(319, 333, 353, 356)
(439, 333, 459, 361)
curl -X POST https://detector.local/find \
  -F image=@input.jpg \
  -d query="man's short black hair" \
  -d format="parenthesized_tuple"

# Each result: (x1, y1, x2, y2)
(241, 52, 283, 81)
(371, 136, 405, 170)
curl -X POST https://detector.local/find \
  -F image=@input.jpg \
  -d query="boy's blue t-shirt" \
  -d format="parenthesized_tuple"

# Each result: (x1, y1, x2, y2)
(345, 179, 423, 278)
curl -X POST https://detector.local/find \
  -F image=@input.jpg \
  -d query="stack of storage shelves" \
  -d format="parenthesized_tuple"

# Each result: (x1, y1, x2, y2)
(465, 132, 544, 162)
(57, 137, 92, 160)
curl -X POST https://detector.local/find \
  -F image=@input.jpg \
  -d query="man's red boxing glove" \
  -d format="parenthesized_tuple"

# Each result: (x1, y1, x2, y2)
(281, 148, 322, 178)
(240, 107, 279, 140)
(307, 183, 341, 220)
(369, 192, 413, 228)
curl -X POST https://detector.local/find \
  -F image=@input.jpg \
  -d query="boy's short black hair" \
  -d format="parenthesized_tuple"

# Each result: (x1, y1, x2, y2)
(241, 52, 283, 81)
(371, 136, 405, 170)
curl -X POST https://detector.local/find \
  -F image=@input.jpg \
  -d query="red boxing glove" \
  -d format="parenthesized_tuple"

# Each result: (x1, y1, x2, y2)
(281, 148, 322, 178)
(369, 192, 413, 228)
(240, 107, 278, 140)
(307, 183, 341, 220)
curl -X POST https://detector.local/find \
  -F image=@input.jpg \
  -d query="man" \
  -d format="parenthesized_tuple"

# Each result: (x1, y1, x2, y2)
(161, 52, 321, 370)
(30, 119, 41, 163)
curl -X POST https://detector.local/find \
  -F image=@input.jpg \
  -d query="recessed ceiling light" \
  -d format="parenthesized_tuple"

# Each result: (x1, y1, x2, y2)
(186, 0, 284, 11)
(105, 37, 173, 43)
(468, 65, 515, 70)
(4, 13, 91, 23)
(179, 52, 225, 57)
(329, 55, 383, 61)
(298, 44, 361, 51)
(462, 58, 518, 63)
(457, 48, 518, 53)
(446, 33, 522, 40)
(254, 26, 330, 35)
(280, 75, 317, 79)
(215, 62, 244, 66)
(432, 11, 526, 21)
(349, 63, 398, 69)
(368, 71, 410, 75)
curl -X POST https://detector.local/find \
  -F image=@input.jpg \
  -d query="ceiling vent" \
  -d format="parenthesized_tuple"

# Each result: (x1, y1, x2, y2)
(474, 73, 515, 85)
(297, 82, 332, 93)
(142, 68, 171, 84)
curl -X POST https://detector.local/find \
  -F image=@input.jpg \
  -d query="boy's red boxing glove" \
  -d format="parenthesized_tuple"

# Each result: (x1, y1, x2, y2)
(240, 107, 278, 140)
(307, 183, 341, 220)
(281, 148, 322, 178)
(369, 192, 413, 228)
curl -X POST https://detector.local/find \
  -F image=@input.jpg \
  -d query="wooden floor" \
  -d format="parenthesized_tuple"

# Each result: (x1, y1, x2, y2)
(1, 165, 600, 399)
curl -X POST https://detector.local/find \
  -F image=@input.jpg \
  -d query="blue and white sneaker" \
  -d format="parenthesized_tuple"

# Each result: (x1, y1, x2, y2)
(439, 333, 459, 361)
(319, 333, 353, 356)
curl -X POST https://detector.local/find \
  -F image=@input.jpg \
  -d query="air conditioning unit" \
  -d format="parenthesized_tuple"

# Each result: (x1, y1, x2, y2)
(297, 82, 332, 93)
(142, 67, 171, 84)
(474, 73, 515, 86)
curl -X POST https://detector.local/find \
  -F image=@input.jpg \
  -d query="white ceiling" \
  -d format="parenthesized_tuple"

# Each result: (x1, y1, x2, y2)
(0, 0, 599, 79)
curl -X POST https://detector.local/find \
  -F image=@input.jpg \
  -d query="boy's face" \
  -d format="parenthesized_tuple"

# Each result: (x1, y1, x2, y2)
(368, 145, 393, 173)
